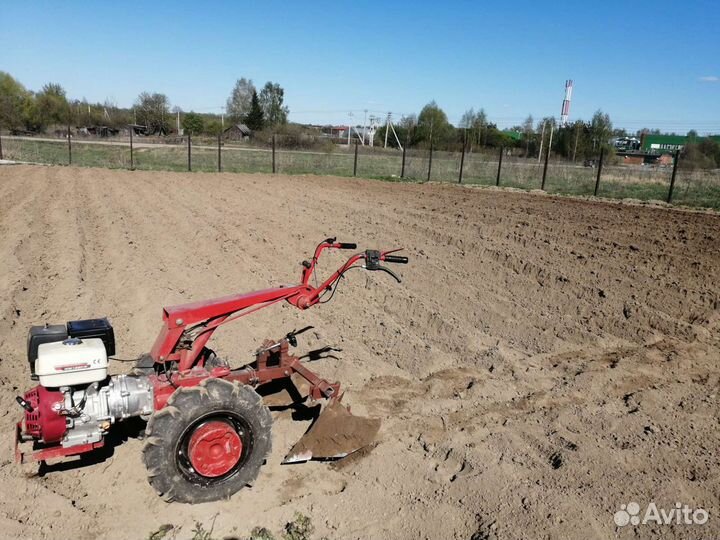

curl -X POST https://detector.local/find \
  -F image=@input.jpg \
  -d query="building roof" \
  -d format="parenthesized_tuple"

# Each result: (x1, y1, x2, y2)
(641, 133, 720, 152)
(224, 123, 252, 136)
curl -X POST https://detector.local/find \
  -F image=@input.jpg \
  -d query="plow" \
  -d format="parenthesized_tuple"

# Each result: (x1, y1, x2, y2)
(14, 239, 408, 503)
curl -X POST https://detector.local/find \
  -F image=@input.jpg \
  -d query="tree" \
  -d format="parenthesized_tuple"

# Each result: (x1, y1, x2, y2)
(485, 124, 519, 148)
(204, 119, 223, 136)
(36, 83, 70, 127)
(459, 108, 475, 129)
(244, 90, 264, 131)
(459, 107, 486, 149)
(637, 127, 661, 136)
(134, 92, 170, 134)
(522, 114, 534, 156)
(374, 122, 411, 149)
(182, 111, 204, 135)
(226, 78, 255, 122)
(73, 98, 104, 126)
(590, 109, 613, 151)
(258, 82, 289, 127)
(472, 108, 488, 147)
(0, 71, 31, 129)
(415, 101, 452, 147)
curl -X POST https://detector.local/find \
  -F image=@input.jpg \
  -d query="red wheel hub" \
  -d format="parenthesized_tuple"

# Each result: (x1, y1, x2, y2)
(188, 420, 243, 477)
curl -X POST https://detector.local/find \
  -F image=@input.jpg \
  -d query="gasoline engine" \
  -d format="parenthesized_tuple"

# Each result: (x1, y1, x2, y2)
(18, 319, 153, 450)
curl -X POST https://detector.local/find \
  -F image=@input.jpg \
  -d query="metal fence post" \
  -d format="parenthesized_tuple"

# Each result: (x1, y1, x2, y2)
(496, 146, 503, 186)
(458, 130, 466, 184)
(272, 134, 276, 174)
(218, 132, 222, 172)
(353, 141, 358, 176)
(427, 141, 433, 182)
(0, 128, 3, 160)
(401, 143, 407, 178)
(541, 143, 549, 189)
(667, 150, 680, 203)
(67, 123, 72, 165)
(129, 127, 134, 170)
(594, 147, 605, 196)
(187, 133, 191, 171)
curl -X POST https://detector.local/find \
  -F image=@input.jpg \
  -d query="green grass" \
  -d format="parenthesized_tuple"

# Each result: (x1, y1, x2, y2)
(3, 138, 719, 210)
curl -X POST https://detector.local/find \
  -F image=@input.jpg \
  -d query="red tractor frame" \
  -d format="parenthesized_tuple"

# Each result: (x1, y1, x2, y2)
(15, 238, 407, 503)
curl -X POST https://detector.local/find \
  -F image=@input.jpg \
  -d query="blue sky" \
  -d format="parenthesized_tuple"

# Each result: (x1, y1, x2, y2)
(1, 1, 719, 133)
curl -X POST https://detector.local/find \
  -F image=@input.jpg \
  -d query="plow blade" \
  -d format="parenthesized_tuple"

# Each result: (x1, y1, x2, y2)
(283, 401, 380, 464)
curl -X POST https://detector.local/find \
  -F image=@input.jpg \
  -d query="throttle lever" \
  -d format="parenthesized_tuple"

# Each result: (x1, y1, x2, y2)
(364, 250, 402, 283)
(377, 265, 402, 283)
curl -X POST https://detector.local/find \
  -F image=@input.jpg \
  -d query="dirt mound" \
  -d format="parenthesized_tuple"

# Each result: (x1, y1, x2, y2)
(0, 165, 717, 539)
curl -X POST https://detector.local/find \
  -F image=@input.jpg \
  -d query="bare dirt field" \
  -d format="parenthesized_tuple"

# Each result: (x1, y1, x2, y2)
(0, 165, 718, 540)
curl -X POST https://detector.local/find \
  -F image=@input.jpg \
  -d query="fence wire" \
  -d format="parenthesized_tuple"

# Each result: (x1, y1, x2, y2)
(1, 134, 718, 210)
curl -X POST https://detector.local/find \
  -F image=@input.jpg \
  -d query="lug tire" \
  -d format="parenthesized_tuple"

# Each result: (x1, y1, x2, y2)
(142, 378, 272, 503)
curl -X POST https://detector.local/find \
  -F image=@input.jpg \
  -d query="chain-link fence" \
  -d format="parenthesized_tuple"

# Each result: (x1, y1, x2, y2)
(1, 133, 718, 210)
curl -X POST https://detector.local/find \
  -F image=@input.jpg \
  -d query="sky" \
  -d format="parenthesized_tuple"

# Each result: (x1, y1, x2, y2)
(1, 1, 719, 134)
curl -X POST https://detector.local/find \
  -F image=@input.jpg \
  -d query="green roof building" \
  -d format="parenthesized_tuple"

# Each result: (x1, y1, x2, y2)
(640, 134, 720, 153)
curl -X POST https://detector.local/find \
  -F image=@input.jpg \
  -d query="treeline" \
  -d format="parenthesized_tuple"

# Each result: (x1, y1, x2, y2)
(375, 101, 521, 153)
(381, 102, 719, 168)
(2, 70, 718, 167)
(682, 135, 720, 170)
(0, 71, 289, 136)
(375, 101, 619, 161)
(378, 103, 620, 162)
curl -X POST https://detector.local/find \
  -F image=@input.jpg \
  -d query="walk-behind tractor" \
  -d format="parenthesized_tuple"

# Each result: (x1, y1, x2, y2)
(14, 239, 408, 503)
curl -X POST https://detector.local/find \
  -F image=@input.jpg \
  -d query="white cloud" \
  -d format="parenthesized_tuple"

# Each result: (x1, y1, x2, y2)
(699, 76, 719, 82)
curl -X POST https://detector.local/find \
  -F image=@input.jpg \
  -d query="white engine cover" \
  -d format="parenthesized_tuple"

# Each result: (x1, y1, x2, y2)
(36, 337, 108, 387)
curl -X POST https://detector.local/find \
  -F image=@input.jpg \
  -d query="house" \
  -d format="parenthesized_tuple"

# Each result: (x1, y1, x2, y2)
(224, 124, 252, 140)
(77, 126, 120, 137)
(320, 125, 349, 138)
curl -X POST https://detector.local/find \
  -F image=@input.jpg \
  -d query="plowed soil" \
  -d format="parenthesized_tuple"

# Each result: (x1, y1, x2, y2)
(0, 165, 718, 540)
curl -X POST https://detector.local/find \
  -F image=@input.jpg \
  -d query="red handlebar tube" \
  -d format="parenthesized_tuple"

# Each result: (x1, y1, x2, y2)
(151, 242, 404, 370)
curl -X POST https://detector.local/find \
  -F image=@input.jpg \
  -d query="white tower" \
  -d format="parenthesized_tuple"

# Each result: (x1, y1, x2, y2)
(560, 80, 573, 127)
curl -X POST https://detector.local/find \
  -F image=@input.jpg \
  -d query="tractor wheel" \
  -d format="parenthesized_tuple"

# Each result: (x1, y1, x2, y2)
(142, 378, 272, 503)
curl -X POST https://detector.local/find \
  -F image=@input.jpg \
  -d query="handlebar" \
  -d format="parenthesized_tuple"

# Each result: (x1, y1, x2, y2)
(296, 239, 410, 308)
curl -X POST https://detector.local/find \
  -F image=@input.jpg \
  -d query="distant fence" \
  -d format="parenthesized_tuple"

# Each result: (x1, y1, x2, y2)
(1, 132, 718, 210)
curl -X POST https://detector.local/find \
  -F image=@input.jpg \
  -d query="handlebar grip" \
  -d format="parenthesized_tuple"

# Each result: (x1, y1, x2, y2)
(383, 255, 409, 264)
(338, 243, 357, 250)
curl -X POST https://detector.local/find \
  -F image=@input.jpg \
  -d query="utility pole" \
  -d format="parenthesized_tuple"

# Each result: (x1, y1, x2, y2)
(67, 122, 72, 165)
(547, 122, 555, 160)
(129, 126, 134, 170)
(538, 121, 546, 163)
(363, 109, 368, 145)
(347, 112, 353, 146)
(667, 150, 680, 203)
(573, 124, 580, 162)
(176, 110, 180, 134)
(384, 112, 391, 148)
